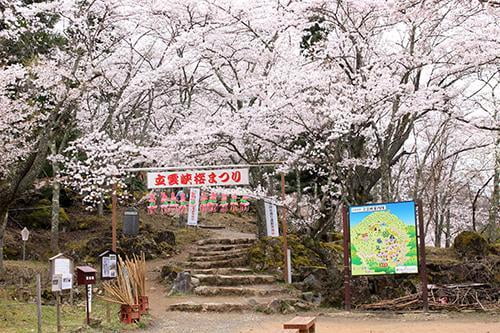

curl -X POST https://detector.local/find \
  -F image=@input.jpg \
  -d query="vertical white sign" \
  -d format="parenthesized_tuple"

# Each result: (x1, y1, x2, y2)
(287, 249, 292, 284)
(264, 202, 279, 237)
(187, 188, 200, 226)
(87, 284, 92, 313)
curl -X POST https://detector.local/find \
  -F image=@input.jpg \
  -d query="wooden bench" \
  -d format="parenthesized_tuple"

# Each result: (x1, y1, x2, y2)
(283, 316, 316, 333)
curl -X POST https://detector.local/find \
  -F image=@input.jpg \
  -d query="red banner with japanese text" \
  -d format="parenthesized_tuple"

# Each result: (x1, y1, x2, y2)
(147, 168, 250, 189)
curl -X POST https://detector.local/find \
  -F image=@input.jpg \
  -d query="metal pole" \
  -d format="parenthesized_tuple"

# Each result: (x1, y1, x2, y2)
(280, 173, 290, 283)
(417, 199, 429, 312)
(36, 274, 42, 333)
(22, 241, 26, 261)
(342, 205, 352, 311)
(112, 184, 117, 252)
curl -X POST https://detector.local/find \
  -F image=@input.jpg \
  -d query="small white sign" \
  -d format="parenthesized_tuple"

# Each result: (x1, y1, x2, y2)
(61, 274, 73, 290)
(147, 168, 250, 189)
(53, 258, 71, 275)
(264, 202, 279, 237)
(21, 227, 30, 241)
(395, 265, 418, 274)
(351, 205, 387, 213)
(52, 274, 62, 292)
(187, 188, 200, 226)
(102, 254, 118, 279)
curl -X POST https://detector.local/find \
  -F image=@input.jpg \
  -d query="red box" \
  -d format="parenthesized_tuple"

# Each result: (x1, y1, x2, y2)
(76, 266, 97, 285)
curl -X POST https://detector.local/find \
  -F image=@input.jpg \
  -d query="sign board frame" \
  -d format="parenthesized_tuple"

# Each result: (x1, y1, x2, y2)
(342, 199, 428, 312)
(348, 201, 419, 276)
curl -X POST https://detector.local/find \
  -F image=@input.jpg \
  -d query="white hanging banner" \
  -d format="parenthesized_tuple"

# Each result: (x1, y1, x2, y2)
(187, 188, 200, 226)
(264, 201, 279, 237)
(147, 168, 249, 189)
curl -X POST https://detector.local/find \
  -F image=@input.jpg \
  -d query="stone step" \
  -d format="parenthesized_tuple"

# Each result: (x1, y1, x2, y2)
(196, 243, 253, 252)
(194, 285, 285, 297)
(167, 301, 250, 312)
(196, 238, 255, 246)
(184, 257, 248, 269)
(192, 274, 276, 286)
(190, 251, 247, 262)
(188, 267, 254, 275)
(190, 248, 248, 258)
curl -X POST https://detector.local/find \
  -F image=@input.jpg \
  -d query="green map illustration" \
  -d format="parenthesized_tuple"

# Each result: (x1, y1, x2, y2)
(350, 209, 418, 276)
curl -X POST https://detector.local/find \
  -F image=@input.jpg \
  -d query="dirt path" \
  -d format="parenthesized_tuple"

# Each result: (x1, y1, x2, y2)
(138, 310, 499, 333)
(139, 227, 499, 333)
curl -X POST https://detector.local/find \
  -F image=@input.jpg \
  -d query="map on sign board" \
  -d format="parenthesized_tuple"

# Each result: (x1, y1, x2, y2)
(349, 201, 418, 276)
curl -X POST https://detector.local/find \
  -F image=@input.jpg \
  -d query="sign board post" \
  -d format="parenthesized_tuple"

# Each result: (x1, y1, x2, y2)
(21, 227, 29, 261)
(417, 199, 429, 312)
(343, 200, 427, 312)
(342, 205, 351, 311)
(187, 188, 200, 226)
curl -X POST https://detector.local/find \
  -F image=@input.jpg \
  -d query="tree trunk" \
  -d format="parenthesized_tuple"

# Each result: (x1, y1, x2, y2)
(445, 209, 451, 248)
(488, 130, 499, 242)
(50, 142, 61, 253)
(0, 210, 8, 273)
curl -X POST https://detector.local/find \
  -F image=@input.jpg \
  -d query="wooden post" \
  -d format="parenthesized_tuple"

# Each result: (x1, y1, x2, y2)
(342, 205, 352, 311)
(417, 199, 429, 312)
(280, 173, 290, 283)
(56, 291, 61, 333)
(111, 184, 117, 252)
(36, 274, 42, 333)
(22, 241, 26, 261)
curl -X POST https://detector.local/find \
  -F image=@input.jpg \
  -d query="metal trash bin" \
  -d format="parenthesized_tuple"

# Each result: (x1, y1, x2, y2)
(123, 208, 139, 236)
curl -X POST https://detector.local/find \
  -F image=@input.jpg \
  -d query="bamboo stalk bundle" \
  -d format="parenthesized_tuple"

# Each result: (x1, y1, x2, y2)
(101, 252, 147, 305)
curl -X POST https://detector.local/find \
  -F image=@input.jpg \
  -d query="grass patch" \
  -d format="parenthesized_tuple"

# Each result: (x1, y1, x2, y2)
(0, 298, 150, 333)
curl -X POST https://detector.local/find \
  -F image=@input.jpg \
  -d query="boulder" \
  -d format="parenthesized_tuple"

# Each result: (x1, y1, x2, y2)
(169, 272, 193, 295)
(303, 274, 322, 290)
(154, 230, 176, 245)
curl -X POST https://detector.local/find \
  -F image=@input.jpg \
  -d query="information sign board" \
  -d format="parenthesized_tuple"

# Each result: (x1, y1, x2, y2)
(349, 201, 418, 276)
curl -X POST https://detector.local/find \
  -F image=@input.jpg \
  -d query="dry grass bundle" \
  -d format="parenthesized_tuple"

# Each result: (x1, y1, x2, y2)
(101, 253, 147, 305)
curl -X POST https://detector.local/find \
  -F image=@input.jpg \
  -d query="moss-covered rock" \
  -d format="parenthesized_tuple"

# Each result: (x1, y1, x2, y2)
(453, 231, 489, 259)
(18, 204, 70, 230)
(248, 235, 324, 273)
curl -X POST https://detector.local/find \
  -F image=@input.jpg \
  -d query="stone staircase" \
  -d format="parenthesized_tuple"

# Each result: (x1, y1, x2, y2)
(167, 237, 297, 312)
